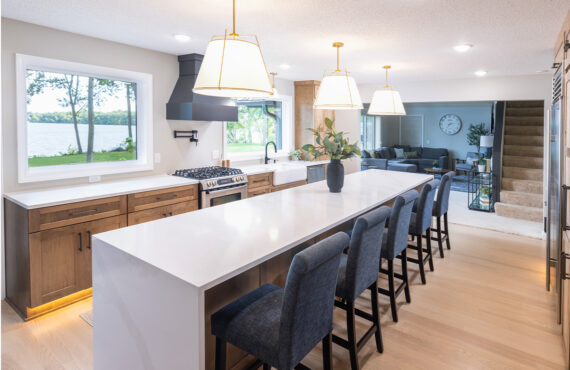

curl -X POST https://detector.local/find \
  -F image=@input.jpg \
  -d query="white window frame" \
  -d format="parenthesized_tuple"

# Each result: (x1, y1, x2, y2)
(222, 93, 293, 162)
(16, 54, 153, 183)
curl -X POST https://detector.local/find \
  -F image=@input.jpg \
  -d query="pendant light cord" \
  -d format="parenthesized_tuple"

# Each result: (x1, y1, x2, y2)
(230, 0, 237, 37)
(383, 65, 391, 88)
(332, 42, 344, 72)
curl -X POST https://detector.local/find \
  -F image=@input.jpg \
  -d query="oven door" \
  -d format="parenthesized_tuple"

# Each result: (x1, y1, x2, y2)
(201, 184, 247, 208)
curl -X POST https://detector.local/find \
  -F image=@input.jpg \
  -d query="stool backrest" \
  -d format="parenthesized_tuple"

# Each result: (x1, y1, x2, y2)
(278, 232, 348, 369)
(385, 190, 418, 259)
(434, 171, 455, 216)
(344, 206, 391, 302)
(412, 179, 440, 235)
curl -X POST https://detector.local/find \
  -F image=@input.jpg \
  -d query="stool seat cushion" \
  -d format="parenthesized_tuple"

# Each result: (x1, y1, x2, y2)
(211, 283, 283, 366)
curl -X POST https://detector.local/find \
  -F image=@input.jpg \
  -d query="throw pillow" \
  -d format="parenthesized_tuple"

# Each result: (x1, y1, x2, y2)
(362, 150, 371, 158)
(394, 148, 405, 159)
(404, 151, 419, 159)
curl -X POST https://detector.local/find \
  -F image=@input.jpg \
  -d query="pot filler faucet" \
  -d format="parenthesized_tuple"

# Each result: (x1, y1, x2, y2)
(264, 141, 277, 164)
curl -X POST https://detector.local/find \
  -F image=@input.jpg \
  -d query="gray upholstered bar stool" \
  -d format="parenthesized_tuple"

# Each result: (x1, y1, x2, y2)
(431, 171, 455, 258)
(378, 190, 418, 322)
(333, 206, 391, 370)
(406, 179, 440, 284)
(210, 232, 348, 370)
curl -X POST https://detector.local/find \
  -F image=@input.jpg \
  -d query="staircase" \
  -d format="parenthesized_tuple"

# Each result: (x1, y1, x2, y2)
(494, 101, 544, 222)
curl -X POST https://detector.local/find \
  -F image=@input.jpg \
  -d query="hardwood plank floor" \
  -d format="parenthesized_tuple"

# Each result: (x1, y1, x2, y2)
(1, 224, 565, 369)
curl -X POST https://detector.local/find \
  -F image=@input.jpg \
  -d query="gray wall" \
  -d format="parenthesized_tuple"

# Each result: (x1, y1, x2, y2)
(1, 18, 294, 193)
(378, 101, 493, 161)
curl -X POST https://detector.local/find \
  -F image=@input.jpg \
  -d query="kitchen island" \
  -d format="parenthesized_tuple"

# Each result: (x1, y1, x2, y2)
(92, 169, 432, 370)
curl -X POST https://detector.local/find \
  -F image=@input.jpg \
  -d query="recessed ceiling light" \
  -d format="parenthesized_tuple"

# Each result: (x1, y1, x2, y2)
(474, 70, 487, 77)
(454, 44, 473, 52)
(174, 34, 191, 42)
(279, 63, 291, 70)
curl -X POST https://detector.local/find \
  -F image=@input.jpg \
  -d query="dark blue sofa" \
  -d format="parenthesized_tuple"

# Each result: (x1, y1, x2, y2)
(361, 146, 449, 173)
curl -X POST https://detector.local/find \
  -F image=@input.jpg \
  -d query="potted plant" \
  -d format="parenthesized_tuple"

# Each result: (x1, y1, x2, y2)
(290, 149, 302, 161)
(480, 186, 491, 206)
(302, 118, 361, 193)
(432, 160, 440, 169)
(476, 154, 487, 172)
(466, 123, 490, 153)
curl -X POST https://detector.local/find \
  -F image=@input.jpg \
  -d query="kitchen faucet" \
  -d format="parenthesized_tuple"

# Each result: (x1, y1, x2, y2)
(264, 141, 277, 164)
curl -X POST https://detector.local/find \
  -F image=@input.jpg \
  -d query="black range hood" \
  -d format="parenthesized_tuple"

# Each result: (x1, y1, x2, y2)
(166, 53, 238, 121)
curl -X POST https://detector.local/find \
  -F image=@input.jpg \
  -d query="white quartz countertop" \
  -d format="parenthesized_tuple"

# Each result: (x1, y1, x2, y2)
(94, 170, 432, 291)
(238, 160, 329, 175)
(4, 175, 198, 209)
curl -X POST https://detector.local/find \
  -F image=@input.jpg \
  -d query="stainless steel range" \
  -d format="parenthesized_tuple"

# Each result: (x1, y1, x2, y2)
(173, 166, 248, 208)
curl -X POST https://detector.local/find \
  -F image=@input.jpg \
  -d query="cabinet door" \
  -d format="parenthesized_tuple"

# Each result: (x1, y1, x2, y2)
(29, 223, 83, 307)
(127, 200, 198, 226)
(77, 215, 127, 290)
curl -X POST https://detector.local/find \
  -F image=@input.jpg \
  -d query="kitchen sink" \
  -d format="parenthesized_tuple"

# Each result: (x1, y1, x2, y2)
(271, 163, 307, 186)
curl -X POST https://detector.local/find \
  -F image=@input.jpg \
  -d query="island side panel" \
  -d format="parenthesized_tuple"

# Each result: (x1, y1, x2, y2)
(93, 239, 203, 370)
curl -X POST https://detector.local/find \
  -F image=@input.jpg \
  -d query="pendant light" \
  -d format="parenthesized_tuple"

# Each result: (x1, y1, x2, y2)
(314, 42, 363, 110)
(270, 72, 278, 96)
(193, 0, 273, 98)
(367, 65, 406, 115)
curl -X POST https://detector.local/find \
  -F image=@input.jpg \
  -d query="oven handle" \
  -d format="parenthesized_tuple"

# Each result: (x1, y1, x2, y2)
(205, 184, 248, 195)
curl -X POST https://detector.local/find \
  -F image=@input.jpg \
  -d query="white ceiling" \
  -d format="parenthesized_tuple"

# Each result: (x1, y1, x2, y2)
(3, 0, 568, 84)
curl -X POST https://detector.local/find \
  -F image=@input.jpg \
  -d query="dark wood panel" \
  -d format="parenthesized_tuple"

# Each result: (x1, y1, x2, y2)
(247, 172, 272, 190)
(4, 199, 31, 317)
(29, 196, 126, 233)
(127, 200, 198, 225)
(271, 179, 308, 192)
(127, 185, 198, 212)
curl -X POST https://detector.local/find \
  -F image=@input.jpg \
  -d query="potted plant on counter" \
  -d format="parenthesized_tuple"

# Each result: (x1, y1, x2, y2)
(302, 118, 361, 193)
(432, 160, 440, 169)
(290, 149, 302, 161)
(476, 154, 487, 173)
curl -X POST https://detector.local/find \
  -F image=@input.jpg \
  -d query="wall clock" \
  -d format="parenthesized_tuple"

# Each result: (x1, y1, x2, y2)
(439, 114, 462, 135)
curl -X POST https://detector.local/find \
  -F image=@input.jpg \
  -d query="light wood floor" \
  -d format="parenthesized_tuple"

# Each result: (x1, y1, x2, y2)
(2, 224, 566, 369)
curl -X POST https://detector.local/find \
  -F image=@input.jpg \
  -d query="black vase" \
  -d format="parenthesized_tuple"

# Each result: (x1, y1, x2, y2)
(327, 159, 344, 193)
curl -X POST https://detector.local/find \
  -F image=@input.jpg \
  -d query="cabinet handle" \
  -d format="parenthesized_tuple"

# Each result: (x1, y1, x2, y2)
(169, 212, 173, 216)
(87, 231, 92, 250)
(70, 209, 98, 217)
(78, 232, 83, 252)
(162, 213, 167, 217)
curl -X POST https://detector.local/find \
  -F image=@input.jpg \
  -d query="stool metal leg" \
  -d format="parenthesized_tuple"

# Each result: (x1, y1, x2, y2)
(426, 229, 434, 272)
(262, 364, 270, 370)
(346, 301, 359, 370)
(322, 332, 332, 370)
(416, 234, 426, 284)
(436, 216, 444, 258)
(371, 280, 383, 353)
(401, 249, 411, 303)
(444, 213, 451, 250)
(215, 337, 227, 370)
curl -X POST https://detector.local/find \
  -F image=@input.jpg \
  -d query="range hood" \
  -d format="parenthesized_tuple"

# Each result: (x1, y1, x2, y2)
(166, 53, 238, 121)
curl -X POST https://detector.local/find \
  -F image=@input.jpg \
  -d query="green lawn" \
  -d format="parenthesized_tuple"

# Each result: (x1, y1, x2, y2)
(29, 151, 136, 167)
(227, 143, 266, 153)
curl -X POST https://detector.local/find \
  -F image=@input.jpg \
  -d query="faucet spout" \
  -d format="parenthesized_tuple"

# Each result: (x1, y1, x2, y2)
(264, 141, 277, 164)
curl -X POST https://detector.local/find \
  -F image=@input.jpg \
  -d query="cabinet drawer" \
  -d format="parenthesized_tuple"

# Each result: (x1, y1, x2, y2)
(247, 187, 271, 198)
(128, 185, 198, 212)
(128, 200, 198, 225)
(29, 196, 126, 233)
(248, 172, 272, 189)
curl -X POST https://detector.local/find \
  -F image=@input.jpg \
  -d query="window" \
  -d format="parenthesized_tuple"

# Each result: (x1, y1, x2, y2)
(16, 54, 153, 183)
(360, 114, 382, 151)
(224, 95, 292, 159)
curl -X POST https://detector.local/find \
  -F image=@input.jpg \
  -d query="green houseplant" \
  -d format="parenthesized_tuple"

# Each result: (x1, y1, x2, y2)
(432, 160, 439, 168)
(290, 149, 302, 161)
(466, 123, 490, 153)
(302, 117, 361, 192)
(480, 186, 491, 206)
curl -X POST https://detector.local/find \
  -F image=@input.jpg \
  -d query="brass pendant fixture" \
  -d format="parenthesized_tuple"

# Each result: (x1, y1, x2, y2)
(367, 65, 406, 116)
(314, 42, 363, 110)
(193, 0, 273, 98)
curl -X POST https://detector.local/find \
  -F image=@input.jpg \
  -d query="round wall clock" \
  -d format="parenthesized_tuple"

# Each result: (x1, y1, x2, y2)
(439, 114, 462, 135)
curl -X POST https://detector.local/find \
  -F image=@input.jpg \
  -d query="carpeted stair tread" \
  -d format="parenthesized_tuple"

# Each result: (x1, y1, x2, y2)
(505, 116, 544, 125)
(505, 107, 544, 117)
(501, 178, 542, 194)
(502, 155, 543, 169)
(495, 202, 542, 222)
(504, 125, 544, 136)
(503, 167, 543, 181)
(500, 190, 542, 208)
(503, 145, 543, 157)
(506, 101, 544, 108)
(504, 135, 543, 146)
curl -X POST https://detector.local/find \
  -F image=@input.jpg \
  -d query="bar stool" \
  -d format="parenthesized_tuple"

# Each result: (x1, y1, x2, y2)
(431, 171, 455, 258)
(211, 232, 348, 370)
(334, 206, 391, 370)
(378, 190, 418, 322)
(406, 180, 440, 284)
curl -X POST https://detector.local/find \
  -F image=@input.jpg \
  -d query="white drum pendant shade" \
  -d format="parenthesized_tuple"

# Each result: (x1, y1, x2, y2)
(367, 88, 406, 115)
(193, 37, 273, 98)
(314, 72, 363, 110)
